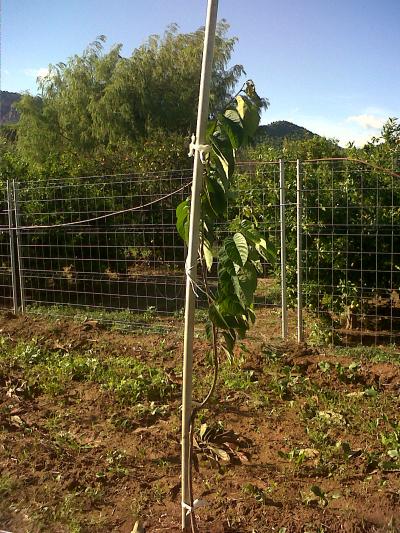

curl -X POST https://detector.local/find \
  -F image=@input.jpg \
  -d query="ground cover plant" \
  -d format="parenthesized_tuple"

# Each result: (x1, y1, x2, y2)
(0, 310, 399, 532)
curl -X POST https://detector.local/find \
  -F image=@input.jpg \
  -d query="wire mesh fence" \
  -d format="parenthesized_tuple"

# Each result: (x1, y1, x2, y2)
(300, 158, 400, 346)
(3, 158, 400, 345)
(5, 165, 281, 328)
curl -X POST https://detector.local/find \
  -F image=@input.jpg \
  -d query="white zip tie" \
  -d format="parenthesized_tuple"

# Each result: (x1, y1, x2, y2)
(181, 498, 207, 516)
(188, 134, 210, 164)
(185, 258, 200, 298)
(184, 258, 213, 300)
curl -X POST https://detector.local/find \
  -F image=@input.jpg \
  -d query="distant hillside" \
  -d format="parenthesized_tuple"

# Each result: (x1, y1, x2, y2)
(255, 120, 317, 145)
(0, 91, 21, 124)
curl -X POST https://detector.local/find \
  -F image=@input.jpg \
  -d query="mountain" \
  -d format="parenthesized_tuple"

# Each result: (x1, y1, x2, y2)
(0, 91, 21, 124)
(255, 120, 317, 145)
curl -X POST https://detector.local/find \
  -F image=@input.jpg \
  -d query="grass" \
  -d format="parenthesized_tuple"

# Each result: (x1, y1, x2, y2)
(25, 303, 176, 333)
(0, 336, 175, 405)
(330, 344, 400, 364)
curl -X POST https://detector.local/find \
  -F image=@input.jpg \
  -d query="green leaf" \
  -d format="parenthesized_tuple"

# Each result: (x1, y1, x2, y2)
(222, 329, 236, 355)
(238, 263, 257, 305)
(220, 114, 243, 149)
(209, 303, 230, 330)
(256, 239, 277, 264)
(236, 95, 260, 141)
(219, 295, 245, 316)
(210, 135, 235, 180)
(176, 199, 190, 243)
(233, 233, 249, 265)
(224, 108, 242, 124)
(205, 176, 227, 216)
(224, 233, 248, 267)
(203, 238, 213, 271)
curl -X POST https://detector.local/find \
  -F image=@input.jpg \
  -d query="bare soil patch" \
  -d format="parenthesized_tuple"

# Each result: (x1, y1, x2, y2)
(0, 311, 399, 532)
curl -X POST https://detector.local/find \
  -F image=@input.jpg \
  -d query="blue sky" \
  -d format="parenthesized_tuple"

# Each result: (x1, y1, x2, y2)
(2, 0, 399, 146)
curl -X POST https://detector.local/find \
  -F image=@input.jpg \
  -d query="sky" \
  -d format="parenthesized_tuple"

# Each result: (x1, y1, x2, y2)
(1, 0, 399, 146)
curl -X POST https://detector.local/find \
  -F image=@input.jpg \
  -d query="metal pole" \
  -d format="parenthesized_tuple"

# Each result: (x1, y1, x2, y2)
(7, 181, 18, 314)
(279, 159, 288, 339)
(296, 160, 303, 342)
(181, 1, 218, 530)
(13, 180, 25, 313)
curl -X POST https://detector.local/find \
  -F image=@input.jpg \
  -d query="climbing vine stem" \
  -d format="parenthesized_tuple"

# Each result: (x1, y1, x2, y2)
(177, 80, 273, 531)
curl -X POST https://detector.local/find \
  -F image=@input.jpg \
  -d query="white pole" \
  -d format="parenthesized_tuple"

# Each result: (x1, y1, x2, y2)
(7, 181, 18, 314)
(296, 160, 303, 342)
(181, 1, 218, 530)
(13, 180, 26, 313)
(279, 159, 288, 339)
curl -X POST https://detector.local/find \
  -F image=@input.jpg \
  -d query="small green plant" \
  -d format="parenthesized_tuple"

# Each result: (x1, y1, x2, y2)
(381, 420, 400, 467)
(0, 474, 17, 496)
(278, 447, 319, 467)
(335, 361, 362, 383)
(242, 482, 274, 505)
(269, 366, 309, 400)
(301, 485, 328, 507)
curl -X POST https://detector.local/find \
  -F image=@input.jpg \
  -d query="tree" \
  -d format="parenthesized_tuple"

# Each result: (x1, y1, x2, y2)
(16, 22, 245, 165)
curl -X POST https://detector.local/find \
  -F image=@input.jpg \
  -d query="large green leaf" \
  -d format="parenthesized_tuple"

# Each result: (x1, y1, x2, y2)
(222, 329, 236, 355)
(234, 233, 249, 265)
(210, 135, 235, 180)
(209, 303, 230, 330)
(203, 238, 213, 272)
(225, 233, 248, 267)
(218, 295, 244, 316)
(176, 199, 190, 243)
(205, 176, 227, 216)
(220, 114, 243, 149)
(236, 95, 260, 141)
(256, 239, 277, 264)
(238, 263, 257, 305)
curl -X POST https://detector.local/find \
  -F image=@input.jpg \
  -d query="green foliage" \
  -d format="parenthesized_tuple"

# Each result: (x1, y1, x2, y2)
(15, 23, 244, 168)
(0, 337, 174, 405)
(239, 119, 400, 326)
(176, 81, 271, 355)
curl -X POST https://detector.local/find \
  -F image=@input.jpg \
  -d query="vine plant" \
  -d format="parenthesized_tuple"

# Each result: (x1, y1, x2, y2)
(176, 81, 273, 531)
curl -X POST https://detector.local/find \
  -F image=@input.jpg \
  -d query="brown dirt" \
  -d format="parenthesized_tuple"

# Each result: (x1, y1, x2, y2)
(0, 311, 399, 532)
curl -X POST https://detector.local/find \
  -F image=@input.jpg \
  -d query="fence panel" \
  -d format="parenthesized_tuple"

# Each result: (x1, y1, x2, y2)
(301, 159, 400, 346)
(9, 159, 400, 345)
(16, 171, 190, 326)
(14, 166, 282, 329)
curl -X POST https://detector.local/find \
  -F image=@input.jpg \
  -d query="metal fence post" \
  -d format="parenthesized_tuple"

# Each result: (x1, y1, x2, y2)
(296, 160, 304, 342)
(279, 159, 288, 339)
(7, 180, 18, 314)
(13, 180, 25, 313)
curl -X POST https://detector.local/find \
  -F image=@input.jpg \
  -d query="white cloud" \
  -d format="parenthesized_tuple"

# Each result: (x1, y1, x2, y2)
(346, 114, 386, 130)
(23, 67, 49, 79)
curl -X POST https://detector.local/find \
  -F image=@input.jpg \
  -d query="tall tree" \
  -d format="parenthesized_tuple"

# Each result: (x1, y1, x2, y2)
(16, 22, 245, 164)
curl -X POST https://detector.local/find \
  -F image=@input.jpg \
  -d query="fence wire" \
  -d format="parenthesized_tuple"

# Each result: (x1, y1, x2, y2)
(6, 166, 280, 328)
(301, 159, 400, 345)
(3, 158, 400, 346)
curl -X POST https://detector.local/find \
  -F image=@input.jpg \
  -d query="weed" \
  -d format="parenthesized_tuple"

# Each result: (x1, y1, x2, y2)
(381, 420, 400, 467)
(278, 447, 319, 467)
(269, 366, 310, 400)
(335, 361, 362, 383)
(301, 485, 328, 507)
(0, 474, 17, 496)
(242, 482, 274, 504)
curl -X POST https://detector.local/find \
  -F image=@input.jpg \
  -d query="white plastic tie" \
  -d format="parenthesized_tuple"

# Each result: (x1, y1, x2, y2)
(185, 258, 200, 298)
(181, 498, 207, 516)
(188, 134, 210, 164)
